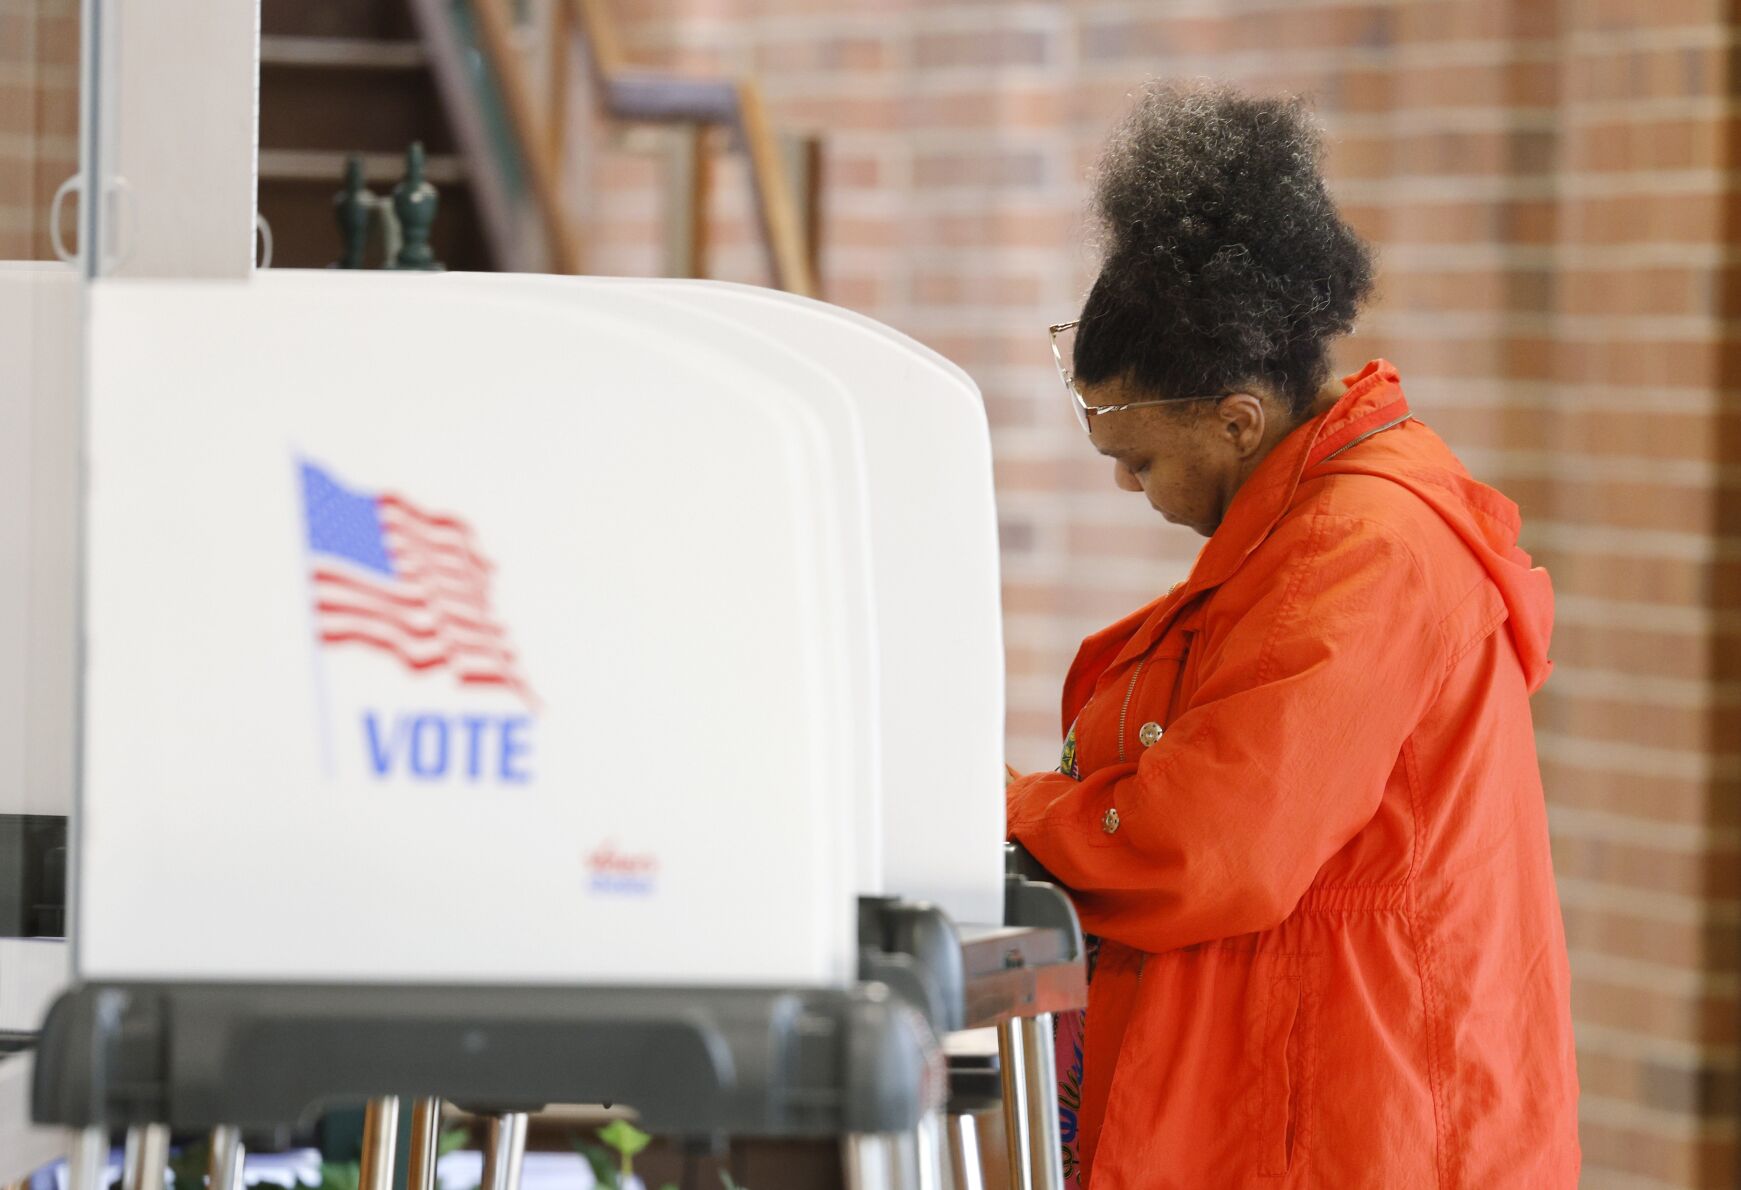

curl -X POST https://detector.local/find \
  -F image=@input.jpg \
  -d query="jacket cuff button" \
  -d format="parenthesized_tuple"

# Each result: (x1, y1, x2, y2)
(1102, 807, 1121, 834)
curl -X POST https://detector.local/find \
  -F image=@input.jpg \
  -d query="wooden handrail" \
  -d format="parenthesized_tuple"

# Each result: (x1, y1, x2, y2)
(547, 0, 571, 170)
(735, 79, 814, 297)
(571, 0, 625, 79)
(561, 0, 817, 296)
(469, 0, 582, 274)
(442, 0, 816, 291)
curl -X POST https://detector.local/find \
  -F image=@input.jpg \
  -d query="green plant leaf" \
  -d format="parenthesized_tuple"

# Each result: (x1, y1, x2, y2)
(569, 1137, 617, 1189)
(316, 1161, 361, 1190)
(597, 1120, 652, 1175)
(168, 1142, 210, 1190)
(598, 1120, 652, 1159)
(718, 1175, 742, 1190)
(437, 1127, 470, 1158)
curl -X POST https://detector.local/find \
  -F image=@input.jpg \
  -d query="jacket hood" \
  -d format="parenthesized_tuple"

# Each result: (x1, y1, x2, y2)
(1309, 361, 1555, 693)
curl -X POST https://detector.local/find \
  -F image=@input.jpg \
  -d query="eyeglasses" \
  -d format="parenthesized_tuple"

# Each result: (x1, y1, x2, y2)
(1049, 320, 1229, 432)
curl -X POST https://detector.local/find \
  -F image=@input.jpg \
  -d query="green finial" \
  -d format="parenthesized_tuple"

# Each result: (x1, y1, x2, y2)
(390, 140, 443, 271)
(333, 155, 371, 269)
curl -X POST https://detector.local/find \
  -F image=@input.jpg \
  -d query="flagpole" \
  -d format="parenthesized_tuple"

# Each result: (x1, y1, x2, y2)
(296, 457, 337, 778)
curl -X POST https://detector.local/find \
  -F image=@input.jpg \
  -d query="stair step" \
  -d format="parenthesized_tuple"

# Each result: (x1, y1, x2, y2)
(262, 0, 416, 40)
(259, 38, 455, 155)
(258, 148, 466, 187)
(259, 35, 427, 71)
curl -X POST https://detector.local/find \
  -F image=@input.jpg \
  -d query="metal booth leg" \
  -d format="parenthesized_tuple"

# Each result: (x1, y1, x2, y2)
(478, 1113, 528, 1190)
(911, 1110, 948, 1190)
(945, 1113, 985, 1190)
(121, 1124, 170, 1190)
(405, 1097, 443, 1190)
(1018, 1014, 1063, 1190)
(995, 1021, 1032, 1190)
(847, 1126, 946, 1190)
(358, 1097, 401, 1190)
(842, 1134, 893, 1190)
(65, 1128, 109, 1190)
(206, 1126, 245, 1190)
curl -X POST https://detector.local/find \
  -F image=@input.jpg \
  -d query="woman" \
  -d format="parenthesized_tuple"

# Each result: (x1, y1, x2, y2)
(1005, 84, 1580, 1188)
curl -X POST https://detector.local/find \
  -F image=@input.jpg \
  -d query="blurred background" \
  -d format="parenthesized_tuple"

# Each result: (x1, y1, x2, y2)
(4, 0, 1735, 1185)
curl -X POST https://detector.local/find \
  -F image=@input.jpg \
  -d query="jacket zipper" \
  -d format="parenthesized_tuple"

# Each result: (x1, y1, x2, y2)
(1116, 657, 1148, 764)
(1321, 411, 1414, 461)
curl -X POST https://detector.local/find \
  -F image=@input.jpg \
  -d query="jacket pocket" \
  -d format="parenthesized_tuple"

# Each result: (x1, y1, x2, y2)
(1254, 964, 1311, 1178)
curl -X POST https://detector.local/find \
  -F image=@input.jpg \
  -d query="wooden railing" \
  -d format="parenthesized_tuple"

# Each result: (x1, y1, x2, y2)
(465, 0, 820, 295)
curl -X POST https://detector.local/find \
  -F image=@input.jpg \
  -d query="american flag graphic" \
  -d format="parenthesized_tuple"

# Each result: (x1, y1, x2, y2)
(300, 461, 535, 707)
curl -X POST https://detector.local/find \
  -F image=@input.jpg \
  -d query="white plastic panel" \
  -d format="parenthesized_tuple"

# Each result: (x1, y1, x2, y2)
(634, 282, 1006, 925)
(79, 275, 862, 987)
(451, 276, 1005, 925)
(452, 274, 886, 901)
(0, 263, 79, 821)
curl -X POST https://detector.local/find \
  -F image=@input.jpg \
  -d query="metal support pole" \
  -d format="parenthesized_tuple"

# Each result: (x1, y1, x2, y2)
(842, 1134, 912, 1190)
(842, 1135, 895, 1190)
(405, 1097, 443, 1190)
(121, 1124, 170, 1190)
(65, 1127, 108, 1190)
(206, 1125, 245, 1190)
(995, 1020, 1032, 1190)
(479, 1113, 528, 1190)
(359, 1097, 401, 1190)
(1019, 1014, 1063, 1190)
(945, 1113, 985, 1190)
(912, 1110, 947, 1190)
(874, 1111, 947, 1190)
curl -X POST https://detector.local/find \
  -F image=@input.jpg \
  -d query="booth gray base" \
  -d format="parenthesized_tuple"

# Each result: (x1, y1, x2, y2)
(859, 849, 1087, 1037)
(28, 849, 1085, 1190)
(856, 850, 1086, 1190)
(30, 981, 939, 1136)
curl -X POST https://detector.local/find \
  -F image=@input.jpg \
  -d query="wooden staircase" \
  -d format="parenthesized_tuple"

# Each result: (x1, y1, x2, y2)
(258, 0, 493, 270)
(256, 0, 820, 290)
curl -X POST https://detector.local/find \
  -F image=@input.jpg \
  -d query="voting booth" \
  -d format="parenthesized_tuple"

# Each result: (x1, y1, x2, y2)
(23, 272, 1085, 1190)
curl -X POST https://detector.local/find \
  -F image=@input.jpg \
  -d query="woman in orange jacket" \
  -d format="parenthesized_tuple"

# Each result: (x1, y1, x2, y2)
(1005, 84, 1580, 1188)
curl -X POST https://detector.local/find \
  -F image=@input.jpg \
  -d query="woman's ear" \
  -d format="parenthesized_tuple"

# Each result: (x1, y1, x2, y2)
(1215, 392, 1268, 457)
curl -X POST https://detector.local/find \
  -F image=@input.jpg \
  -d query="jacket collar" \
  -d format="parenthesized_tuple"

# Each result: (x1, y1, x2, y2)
(1101, 360, 1411, 672)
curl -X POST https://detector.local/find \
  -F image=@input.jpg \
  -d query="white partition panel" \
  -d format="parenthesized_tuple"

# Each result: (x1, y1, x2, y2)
(442, 274, 887, 900)
(80, 276, 862, 987)
(636, 282, 1007, 926)
(0, 263, 79, 822)
(447, 276, 1006, 926)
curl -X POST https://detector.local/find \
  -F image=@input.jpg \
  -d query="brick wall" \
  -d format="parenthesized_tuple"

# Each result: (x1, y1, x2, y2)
(0, 0, 79, 261)
(579, 1, 1741, 1184)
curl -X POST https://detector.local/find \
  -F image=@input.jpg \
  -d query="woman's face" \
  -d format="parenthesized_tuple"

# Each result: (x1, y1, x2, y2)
(1080, 376, 1285, 538)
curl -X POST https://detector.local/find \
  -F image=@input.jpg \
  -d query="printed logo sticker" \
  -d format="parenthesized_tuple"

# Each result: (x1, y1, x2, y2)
(299, 460, 537, 783)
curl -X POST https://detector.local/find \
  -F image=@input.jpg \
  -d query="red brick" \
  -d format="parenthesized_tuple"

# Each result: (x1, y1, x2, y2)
(914, 29, 1051, 71)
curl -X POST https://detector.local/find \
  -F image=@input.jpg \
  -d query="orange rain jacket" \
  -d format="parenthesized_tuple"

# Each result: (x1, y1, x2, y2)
(1007, 361, 1580, 1188)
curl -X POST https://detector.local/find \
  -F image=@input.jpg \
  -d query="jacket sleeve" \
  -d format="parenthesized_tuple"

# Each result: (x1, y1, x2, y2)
(1007, 511, 1447, 953)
